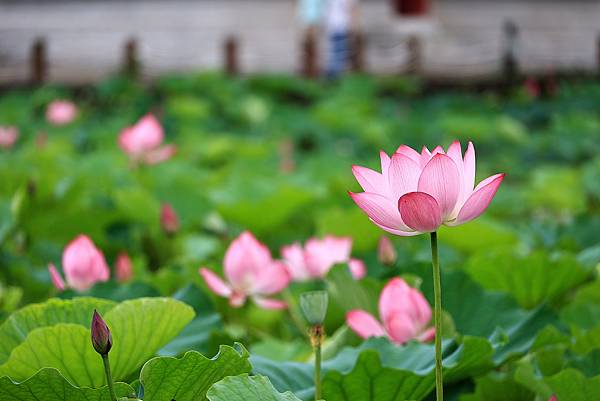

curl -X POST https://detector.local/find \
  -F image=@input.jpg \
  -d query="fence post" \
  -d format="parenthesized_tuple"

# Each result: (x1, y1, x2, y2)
(502, 19, 519, 85)
(597, 34, 600, 76)
(224, 35, 239, 75)
(406, 35, 422, 75)
(350, 31, 365, 73)
(123, 38, 140, 78)
(30, 38, 47, 84)
(301, 31, 319, 78)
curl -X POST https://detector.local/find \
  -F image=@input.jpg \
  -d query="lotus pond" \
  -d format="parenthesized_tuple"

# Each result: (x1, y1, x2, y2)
(0, 73, 599, 401)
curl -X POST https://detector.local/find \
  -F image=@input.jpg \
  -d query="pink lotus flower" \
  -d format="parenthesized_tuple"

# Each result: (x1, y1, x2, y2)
(199, 231, 291, 309)
(115, 252, 133, 282)
(548, 396, 557, 401)
(377, 236, 397, 266)
(0, 126, 18, 150)
(160, 203, 180, 235)
(281, 236, 366, 281)
(118, 114, 176, 165)
(350, 141, 504, 235)
(46, 100, 77, 125)
(48, 235, 110, 292)
(347, 277, 434, 345)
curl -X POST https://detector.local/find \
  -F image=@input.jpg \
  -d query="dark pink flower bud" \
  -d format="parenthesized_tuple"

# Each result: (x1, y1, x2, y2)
(91, 310, 112, 355)
(377, 236, 397, 266)
(160, 203, 180, 235)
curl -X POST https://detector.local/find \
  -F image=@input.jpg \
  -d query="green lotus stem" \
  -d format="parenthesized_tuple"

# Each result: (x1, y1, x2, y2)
(430, 231, 443, 401)
(102, 354, 117, 401)
(313, 326, 323, 401)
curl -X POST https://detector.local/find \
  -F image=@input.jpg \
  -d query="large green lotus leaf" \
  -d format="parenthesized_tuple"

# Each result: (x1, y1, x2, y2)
(0, 298, 194, 386)
(525, 166, 586, 215)
(437, 218, 518, 253)
(159, 284, 223, 357)
(212, 176, 316, 235)
(458, 371, 535, 401)
(465, 249, 589, 309)
(316, 207, 382, 253)
(104, 297, 195, 380)
(0, 297, 116, 365)
(207, 375, 302, 401)
(516, 363, 600, 401)
(253, 336, 493, 401)
(140, 344, 252, 401)
(321, 350, 426, 401)
(0, 368, 135, 401)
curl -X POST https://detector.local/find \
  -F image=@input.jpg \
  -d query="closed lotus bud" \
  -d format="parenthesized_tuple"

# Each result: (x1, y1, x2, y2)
(91, 310, 112, 355)
(377, 236, 397, 266)
(160, 203, 179, 235)
(300, 290, 329, 325)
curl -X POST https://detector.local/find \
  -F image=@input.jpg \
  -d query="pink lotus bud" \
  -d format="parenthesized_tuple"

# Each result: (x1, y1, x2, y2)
(115, 252, 133, 282)
(350, 141, 504, 236)
(62, 235, 110, 292)
(160, 203, 180, 235)
(548, 396, 557, 401)
(91, 310, 112, 355)
(199, 231, 290, 309)
(377, 236, 397, 266)
(348, 258, 366, 280)
(46, 100, 77, 125)
(118, 114, 175, 165)
(48, 263, 66, 291)
(0, 126, 18, 150)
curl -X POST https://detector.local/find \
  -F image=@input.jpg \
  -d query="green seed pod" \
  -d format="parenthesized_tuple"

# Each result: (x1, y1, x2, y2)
(300, 291, 329, 325)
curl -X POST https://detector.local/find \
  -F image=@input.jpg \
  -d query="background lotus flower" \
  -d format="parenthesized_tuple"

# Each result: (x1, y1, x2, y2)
(160, 203, 180, 235)
(115, 252, 133, 282)
(48, 263, 65, 291)
(199, 231, 290, 309)
(48, 234, 110, 292)
(118, 114, 176, 165)
(281, 236, 365, 281)
(0, 126, 18, 150)
(350, 141, 504, 235)
(377, 236, 397, 266)
(46, 100, 77, 125)
(548, 396, 557, 401)
(346, 277, 434, 345)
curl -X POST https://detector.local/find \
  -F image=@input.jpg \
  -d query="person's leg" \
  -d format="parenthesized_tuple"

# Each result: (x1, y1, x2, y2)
(327, 32, 345, 79)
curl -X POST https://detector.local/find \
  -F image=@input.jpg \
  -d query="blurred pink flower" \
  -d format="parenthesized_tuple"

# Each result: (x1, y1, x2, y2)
(377, 236, 397, 266)
(199, 231, 290, 309)
(0, 126, 18, 150)
(548, 396, 557, 401)
(346, 277, 434, 345)
(160, 203, 180, 235)
(281, 236, 365, 281)
(350, 141, 504, 235)
(48, 235, 110, 292)
(48, 263, 65, 291)
(46, 100, 77, 125)
(115, 252, 133, 282)
(118, 114, 176, 165)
